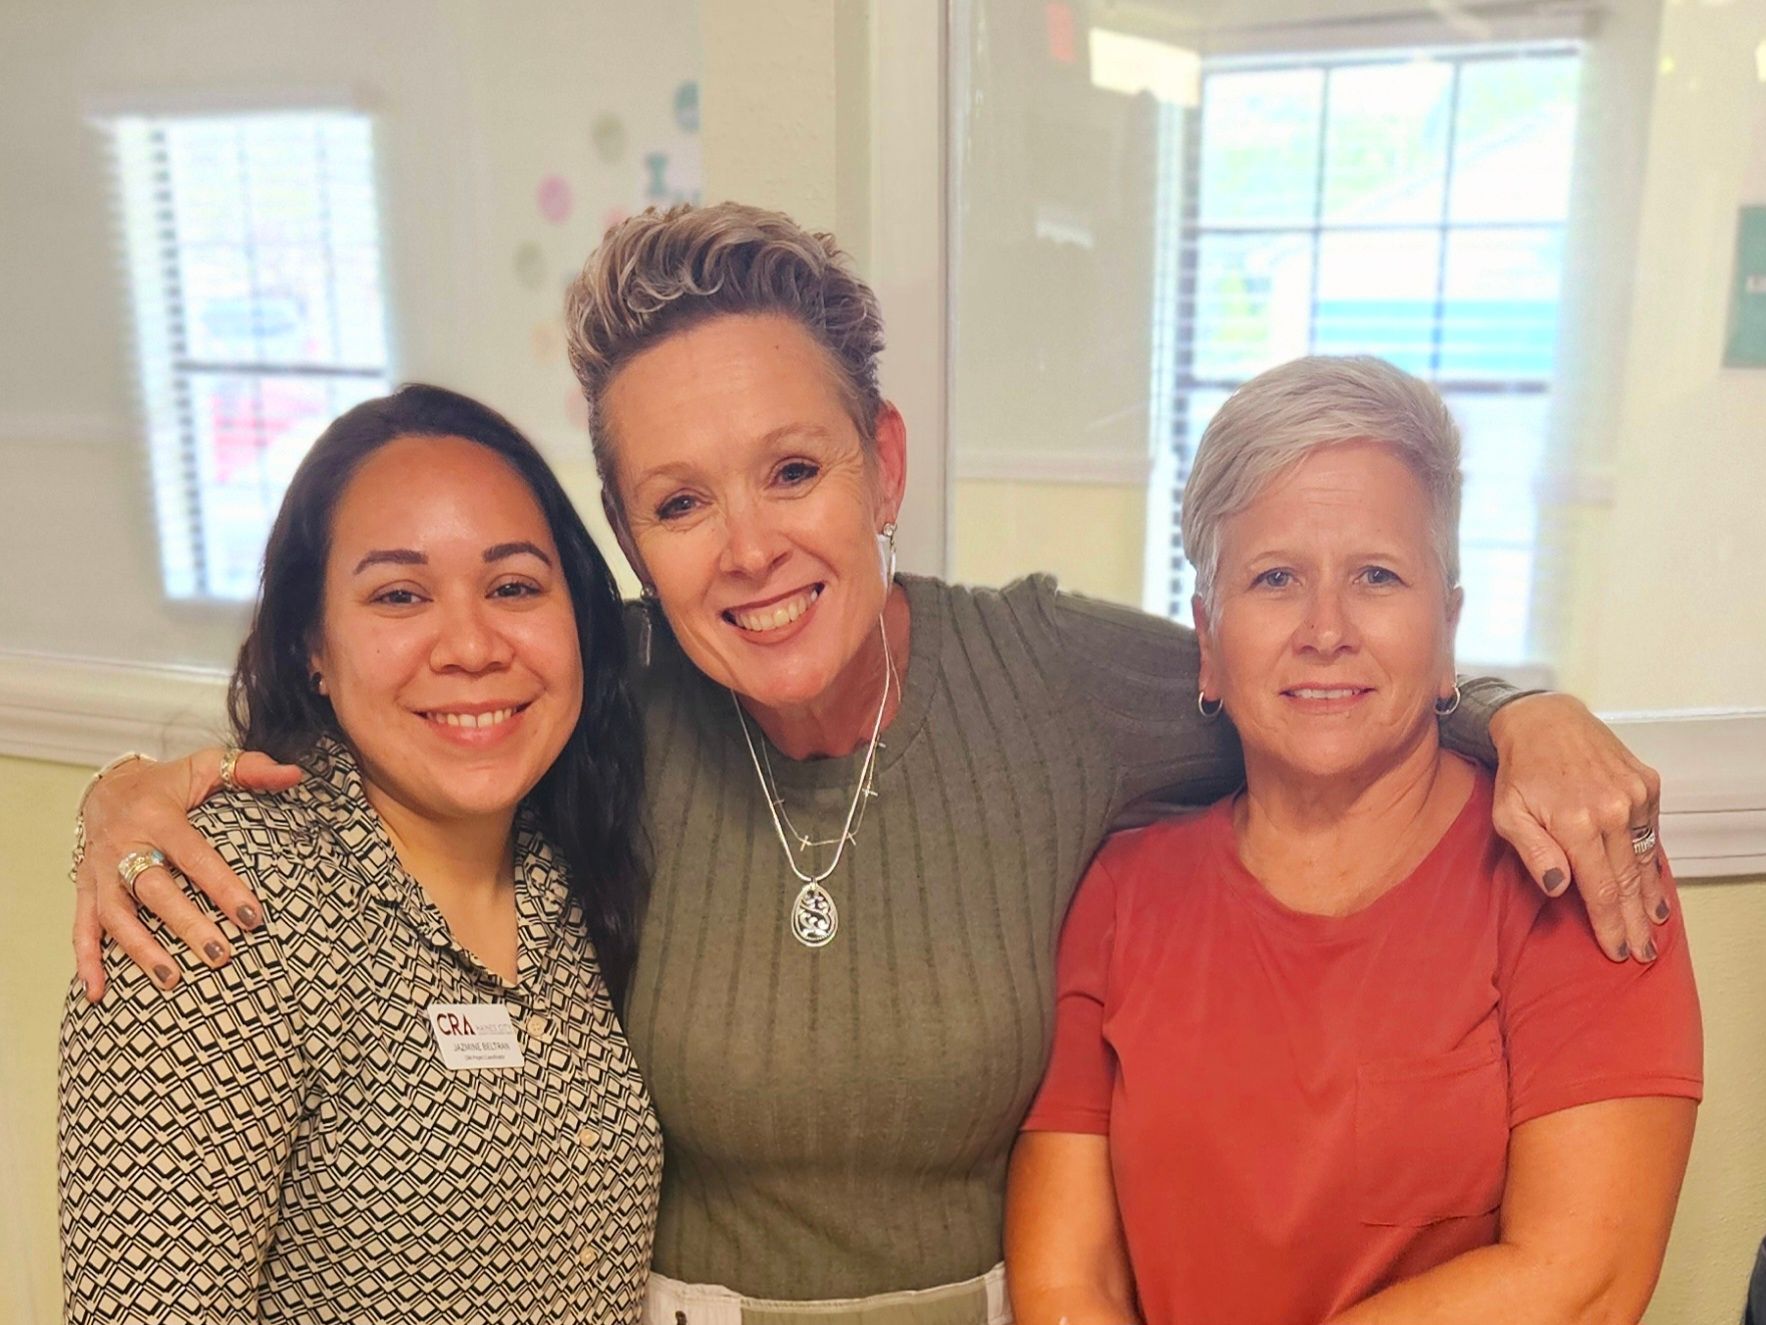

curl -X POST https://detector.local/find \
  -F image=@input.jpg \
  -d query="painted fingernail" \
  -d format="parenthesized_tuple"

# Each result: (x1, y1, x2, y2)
(1654, 900, 1670, 922)
(237, 904, 261, 928)
(203, 941, 225, 963)
(153, 964, 176, 987)
(1542, 868, 1567, 895)
(1613, 942, 1629, 962)
(1642, 940, 1658, 962)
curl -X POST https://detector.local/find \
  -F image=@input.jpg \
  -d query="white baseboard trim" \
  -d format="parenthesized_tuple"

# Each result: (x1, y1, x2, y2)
(1606, 710, 1766, 879)
(1, 653, 1760, 878)
(0, 650, 230, 767)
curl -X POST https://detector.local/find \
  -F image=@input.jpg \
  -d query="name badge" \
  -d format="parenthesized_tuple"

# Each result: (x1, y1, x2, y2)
(426, 1003, 525, 1070)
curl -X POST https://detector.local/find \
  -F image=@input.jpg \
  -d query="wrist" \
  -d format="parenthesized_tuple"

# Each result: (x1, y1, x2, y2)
(70, 751, 157, 883)
(76, 750, 158, 814)
(1488, 691, 1580, 751)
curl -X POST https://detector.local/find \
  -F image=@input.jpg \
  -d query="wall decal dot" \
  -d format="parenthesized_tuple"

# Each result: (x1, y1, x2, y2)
(536, 174, 573, 224)
(531, 321, 559, 365)
(674, 81, 700, 134)
(643, 152, 669, 202)
(513, 242, 547, 290)
(591, 113, 627, 163)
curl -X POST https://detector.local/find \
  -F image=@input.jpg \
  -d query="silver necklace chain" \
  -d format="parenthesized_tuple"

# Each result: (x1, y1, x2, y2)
(731, 616, 896, 947)
(756, 648, 900, 851)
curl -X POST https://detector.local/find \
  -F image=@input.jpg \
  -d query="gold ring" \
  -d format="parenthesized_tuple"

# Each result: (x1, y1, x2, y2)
(117, 848, 168, 905)
(218, 747, 243, 792)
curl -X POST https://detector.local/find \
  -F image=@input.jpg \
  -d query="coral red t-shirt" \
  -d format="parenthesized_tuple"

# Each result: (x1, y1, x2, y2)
(1022, 770, 1702, 1324)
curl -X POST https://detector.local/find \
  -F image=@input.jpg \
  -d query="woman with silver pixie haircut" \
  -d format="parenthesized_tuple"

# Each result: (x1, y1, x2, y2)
(1009, 356, 1700, 1325)
(75, 211, 1677, 1323)
(1182, 355, 1465, 609)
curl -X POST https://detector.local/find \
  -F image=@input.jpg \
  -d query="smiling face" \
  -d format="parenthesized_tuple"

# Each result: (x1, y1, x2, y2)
(310, 434, 584, 827)
(1195, 440, 1461, 787)
(602, 312, 905, 717)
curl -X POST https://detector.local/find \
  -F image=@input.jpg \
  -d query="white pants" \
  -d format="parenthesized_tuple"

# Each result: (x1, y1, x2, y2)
(642, 1263, 1012, 1325)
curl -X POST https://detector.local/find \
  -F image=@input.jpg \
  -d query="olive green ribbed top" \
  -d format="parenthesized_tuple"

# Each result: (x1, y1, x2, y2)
(622, 575, 1509, 1300)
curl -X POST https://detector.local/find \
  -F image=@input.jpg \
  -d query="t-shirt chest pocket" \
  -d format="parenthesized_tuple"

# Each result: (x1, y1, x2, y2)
(1354, 1025, 1509, 1226)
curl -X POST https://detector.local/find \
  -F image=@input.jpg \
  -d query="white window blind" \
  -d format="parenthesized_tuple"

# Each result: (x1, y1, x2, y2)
(1154, 44, 1580, 667)
(108, 110, 391, 601)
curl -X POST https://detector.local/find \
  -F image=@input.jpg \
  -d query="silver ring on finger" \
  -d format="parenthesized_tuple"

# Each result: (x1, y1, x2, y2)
(218, 746, 244, 793)
(117, 848, 168, 906)
(1629, 824, 1659, 860)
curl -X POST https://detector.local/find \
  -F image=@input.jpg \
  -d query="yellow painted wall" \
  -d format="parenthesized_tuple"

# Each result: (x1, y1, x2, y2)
(951, 479, 1149, 605)
(5, 748, 1763, 1323)
(0, 757, 89, 1325)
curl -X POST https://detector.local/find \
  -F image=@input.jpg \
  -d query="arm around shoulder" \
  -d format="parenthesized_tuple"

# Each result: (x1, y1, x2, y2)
(1016, 577, 1245, 810)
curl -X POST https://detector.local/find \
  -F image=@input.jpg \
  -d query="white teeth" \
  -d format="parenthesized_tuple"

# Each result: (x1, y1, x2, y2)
(731, 586, 820, 633)
(1291, 688, 1360, 700)
(430, 707, 515, 729)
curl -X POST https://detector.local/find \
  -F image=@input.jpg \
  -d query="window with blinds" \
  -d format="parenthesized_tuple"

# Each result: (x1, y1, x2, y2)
(109, 110, 391, 601)
(1155, 45, 1580, 666)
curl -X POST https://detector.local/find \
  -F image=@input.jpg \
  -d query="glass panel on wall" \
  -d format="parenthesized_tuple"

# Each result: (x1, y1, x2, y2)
(949, 0, 1766, 710)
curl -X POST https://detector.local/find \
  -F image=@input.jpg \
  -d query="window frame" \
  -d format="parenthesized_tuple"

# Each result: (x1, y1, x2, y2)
(106, 104, 393, 604)
(1153, 43, 1580, 672)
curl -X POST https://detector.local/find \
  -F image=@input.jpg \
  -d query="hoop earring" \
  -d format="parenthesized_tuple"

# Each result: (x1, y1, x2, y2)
(638, 586, 660, 669)
(1197, 691, 1224, 720)
(878, 520, 898, 584)
(1434, 682, 1462, 718)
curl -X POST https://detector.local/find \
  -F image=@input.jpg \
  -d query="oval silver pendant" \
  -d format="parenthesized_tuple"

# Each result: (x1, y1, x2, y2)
(790, 882, 838, 948)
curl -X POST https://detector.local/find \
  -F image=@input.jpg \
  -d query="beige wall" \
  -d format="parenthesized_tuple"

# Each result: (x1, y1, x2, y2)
(952, 479, 1148, 605)
(5, 751, 1763, 1323)
(1562, 0, 1766, 710)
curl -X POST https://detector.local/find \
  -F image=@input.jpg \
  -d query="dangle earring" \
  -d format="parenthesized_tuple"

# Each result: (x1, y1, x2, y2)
(878, 520, 898, 584)
(638, 586, 660, 668)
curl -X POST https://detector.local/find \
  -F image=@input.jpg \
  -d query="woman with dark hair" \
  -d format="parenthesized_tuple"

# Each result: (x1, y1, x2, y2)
(58, 385, 661, 1324)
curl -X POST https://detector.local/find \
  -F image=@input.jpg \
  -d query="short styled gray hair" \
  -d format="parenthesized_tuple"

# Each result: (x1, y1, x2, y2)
(1180, 355, 1463, 611)
(564, 202, 887, 504)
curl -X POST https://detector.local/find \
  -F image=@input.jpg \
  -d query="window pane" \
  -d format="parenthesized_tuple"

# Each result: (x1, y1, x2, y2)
(1313, 229, 1441, 372)
(1448, 390, 1552, 501)
(1450, 54, 1580, 223)
(1198, 68, 1324, 226)
(175, 242, 258, 363)
(1322, 60, 1453, 225)
(1190, 232, 1313, 378)
(1448, 391, 1550, 665)
(183, 371, 385, 598)
(1440, 228, 1564, 380)
(1458, 543, 1535, 665)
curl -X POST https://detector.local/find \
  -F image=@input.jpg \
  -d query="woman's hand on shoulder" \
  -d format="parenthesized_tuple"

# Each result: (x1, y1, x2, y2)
(74, 747, 302, 1002)
(1486, 693, 1669, 964)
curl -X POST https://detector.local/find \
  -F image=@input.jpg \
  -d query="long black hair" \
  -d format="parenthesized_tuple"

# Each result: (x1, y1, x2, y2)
(228, 383, 649, 1005)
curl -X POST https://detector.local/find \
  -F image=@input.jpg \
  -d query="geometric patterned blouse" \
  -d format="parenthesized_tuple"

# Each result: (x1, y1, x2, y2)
(59, 739, 662, 1324)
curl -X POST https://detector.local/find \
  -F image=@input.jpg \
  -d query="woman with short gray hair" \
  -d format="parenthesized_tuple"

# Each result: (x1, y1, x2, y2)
(1009, 355, 1701, 1325)
(75, 212, 1677, 1323)
(1182, 354, 1464, 609)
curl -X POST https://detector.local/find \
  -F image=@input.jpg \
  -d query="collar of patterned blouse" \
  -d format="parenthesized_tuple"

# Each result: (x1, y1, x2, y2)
(291, 735, 576, 991)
